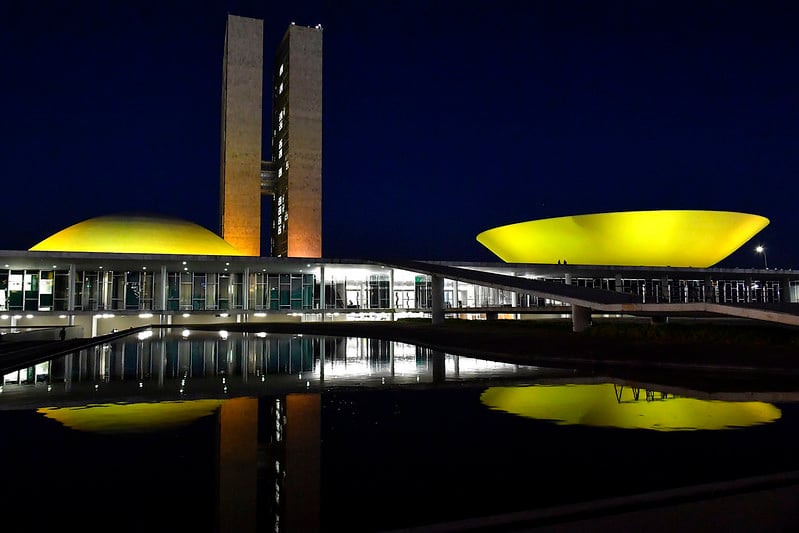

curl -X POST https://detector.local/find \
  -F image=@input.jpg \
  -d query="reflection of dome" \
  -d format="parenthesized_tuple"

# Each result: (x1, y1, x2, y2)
(29, 214, 245, 255)
(37, 400, 226, 434)
(480, 384, 781, 432)
(476, 210, 769, 267)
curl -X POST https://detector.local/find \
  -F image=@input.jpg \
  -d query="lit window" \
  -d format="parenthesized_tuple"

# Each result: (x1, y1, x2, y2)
(277, 167, 282, 178)
(278, 147, 282, 159)
(278, 82, 284, 94)
(279, 63, 284, 76)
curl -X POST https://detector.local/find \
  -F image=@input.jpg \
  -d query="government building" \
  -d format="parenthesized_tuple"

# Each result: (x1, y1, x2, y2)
(2, 15, 799, 341)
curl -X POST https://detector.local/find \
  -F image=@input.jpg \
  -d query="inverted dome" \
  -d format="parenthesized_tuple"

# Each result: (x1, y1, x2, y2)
(29, 214, 246, 255)
(476, 210, 769, 268)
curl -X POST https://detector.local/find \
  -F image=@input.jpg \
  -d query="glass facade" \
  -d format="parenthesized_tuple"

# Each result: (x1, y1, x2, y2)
(0, 265, 795, 315)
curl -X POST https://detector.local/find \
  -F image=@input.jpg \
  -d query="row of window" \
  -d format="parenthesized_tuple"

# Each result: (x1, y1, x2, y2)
(0, 270, 794, 312)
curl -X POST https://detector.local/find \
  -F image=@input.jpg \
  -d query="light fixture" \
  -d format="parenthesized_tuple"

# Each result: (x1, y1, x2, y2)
(755, 245, 768, 269)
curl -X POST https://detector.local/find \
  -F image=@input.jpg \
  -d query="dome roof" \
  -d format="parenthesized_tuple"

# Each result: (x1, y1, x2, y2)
(476, 210, 769, 268)
(29, 214, 246, 255)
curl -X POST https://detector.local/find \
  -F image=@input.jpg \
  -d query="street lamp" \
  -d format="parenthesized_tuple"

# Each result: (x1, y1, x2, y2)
(755, 245, 768, 269)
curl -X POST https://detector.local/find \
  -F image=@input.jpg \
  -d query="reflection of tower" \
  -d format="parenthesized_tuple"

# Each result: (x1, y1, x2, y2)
(270, 24, 323, 258)
(260, 394, 321, 532)
(220, 14, 264, 256)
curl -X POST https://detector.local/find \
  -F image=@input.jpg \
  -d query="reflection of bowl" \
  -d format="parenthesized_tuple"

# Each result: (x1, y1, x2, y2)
(480, 384, 781, 431)
(476, 210, 769, 267)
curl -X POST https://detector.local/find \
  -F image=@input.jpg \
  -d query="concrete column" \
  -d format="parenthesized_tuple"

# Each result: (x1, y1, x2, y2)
(431, 275, 444, 325)
(781, 277, 792, 303)
(615, 274, 623, 292)
(572, 304, 591, 332)
(511, 273, 518, 308)
(660, 276, 669, 303)
(160, 265, 168, 311)
(564, 273, 572, 285)
(243, 267, 250, 310)
(704, 275, 714, 303)
(68, 263, 76, 311)
(319, 266, 325, 313)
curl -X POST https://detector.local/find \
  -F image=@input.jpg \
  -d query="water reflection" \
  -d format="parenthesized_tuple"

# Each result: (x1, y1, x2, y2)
(3, 330, 799, 532)
(4, 328, 557, 403)
(480, 383, 782, 431)
(38, 399, 226, 433)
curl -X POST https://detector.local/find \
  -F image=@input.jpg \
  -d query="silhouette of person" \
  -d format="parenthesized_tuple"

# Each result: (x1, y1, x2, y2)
(59, 327, 66, 341)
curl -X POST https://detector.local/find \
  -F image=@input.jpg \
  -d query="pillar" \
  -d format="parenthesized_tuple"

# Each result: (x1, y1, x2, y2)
(781, 277, 792, 303)
(564, 273, 572, 285)
(243, 267, 250, 310)
(67, 263, 76, 311)
(572, 304, 591, 332)
(660, 276, 669, 303)
(319, 266, 325, 317)
(615, 274, 623, 292)
(431, 275, 444, 325)
(160, 265, 168, 311)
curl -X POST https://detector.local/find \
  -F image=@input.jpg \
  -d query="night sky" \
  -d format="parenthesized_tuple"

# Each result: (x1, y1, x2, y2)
(3, 1, 799, 268)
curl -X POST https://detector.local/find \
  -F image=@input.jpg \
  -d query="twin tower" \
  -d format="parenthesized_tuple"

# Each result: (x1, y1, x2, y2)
(219, 15, 323, 257)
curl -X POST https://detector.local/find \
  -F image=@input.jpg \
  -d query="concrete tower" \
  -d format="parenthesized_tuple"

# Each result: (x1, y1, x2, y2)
(219, 14, 263, 256)
(270, 24, 323, 258)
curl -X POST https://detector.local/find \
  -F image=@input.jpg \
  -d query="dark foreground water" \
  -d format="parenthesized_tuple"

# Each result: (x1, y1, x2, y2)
(2, 328, 799, 532)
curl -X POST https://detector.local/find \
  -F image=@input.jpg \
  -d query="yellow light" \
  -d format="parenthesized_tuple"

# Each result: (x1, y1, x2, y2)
(480, 384, 781, 431)
(29, 214, 247, 256)
(476, 210, 769, 267)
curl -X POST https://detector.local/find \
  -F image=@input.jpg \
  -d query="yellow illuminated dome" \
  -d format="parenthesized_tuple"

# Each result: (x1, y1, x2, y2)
(480, 384, 781, 432)
(476, 210, 768, 267)
(29, 214, 246, 255)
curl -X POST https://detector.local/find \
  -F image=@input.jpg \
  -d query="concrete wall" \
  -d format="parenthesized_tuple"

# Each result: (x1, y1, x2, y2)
(220, 15, 263, 256)
(285, 25, 323, 258)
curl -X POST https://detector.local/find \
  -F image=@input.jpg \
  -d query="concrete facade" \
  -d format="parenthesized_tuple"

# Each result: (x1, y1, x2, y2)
(271, 24, 323, 258)
(220, 15, 263, 256)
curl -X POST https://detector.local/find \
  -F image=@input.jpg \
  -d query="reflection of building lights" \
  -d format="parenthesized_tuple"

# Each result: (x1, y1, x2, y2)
(25, 314, 33, 319)
(136, 330, 153, 340)
(256, 332, 267, 338)
(181, 330, 190, 337)
(58, 314, 67, 319)
(219, 330, 228, 339)
(13, 315, 22, 320)
(182, 313, 191, 318)
(0, 315, 8, 320)
(138, 312, 153, 318)
(254, 312, 267, 317)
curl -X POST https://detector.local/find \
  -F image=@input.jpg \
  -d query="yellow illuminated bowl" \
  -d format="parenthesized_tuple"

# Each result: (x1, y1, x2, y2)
(29, 214, 246, 256)
(476, 210, 769, 267)
(480, 384, 781, 432)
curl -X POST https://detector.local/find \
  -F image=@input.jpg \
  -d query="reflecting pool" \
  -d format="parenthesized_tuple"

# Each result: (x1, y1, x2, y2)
(2, 328, 799, 532)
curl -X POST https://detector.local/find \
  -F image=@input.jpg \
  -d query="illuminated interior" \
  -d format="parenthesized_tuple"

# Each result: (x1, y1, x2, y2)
(480, 384, 781, 431)
(29, 214, 245, 255)
(37, 399, 226, 434)
(476, 210, 769, 267)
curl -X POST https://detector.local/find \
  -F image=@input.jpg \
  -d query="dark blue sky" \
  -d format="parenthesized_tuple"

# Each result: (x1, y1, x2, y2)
(3, 1, 799, 268)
